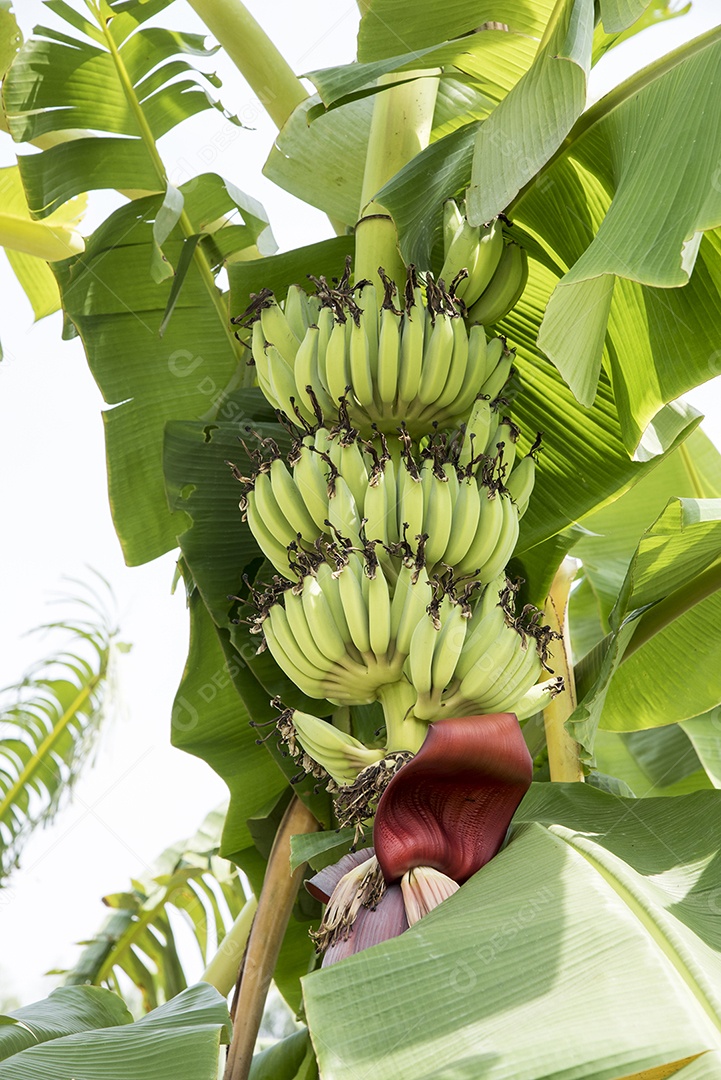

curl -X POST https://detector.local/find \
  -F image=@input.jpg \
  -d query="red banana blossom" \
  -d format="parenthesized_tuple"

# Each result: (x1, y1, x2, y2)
(307, 713, 532, 966)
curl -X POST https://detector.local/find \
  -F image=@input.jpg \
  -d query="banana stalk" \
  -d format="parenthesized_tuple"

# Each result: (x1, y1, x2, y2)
(355, 72, 440, 292)
(542, 560, 584, 783)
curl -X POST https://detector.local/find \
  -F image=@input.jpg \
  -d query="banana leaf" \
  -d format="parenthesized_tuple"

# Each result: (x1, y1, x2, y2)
(304, 784, 721, 1080)
(0, 983, 230, 1080)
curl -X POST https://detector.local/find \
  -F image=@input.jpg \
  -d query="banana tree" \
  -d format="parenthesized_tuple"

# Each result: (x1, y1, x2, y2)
(3, 1, 721, 1079)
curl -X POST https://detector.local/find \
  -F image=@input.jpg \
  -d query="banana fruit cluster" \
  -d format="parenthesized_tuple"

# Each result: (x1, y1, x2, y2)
(234, 260, 517, 439)
(240, 411, 534, 583)
(272, 572, 561, 787)
(233, 247, 558, 799)
(440, 200, 529, 326)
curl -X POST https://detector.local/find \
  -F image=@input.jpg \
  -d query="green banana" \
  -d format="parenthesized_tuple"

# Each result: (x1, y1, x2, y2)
(466, 242, 528, 327)
(359, 284, 379, 377)
(267, 605, 332, 684)
(442, 474, 482, 566)
(267, 344, 314, 424)
(422, 464, 453, 567)
(284, 587, 338, 673)
(512, 677, 562, 720)
(440, 217, 480, 294)
(486, 419, 518, 480)
(455, 487, 504, 577)
(450, 324, 488, 419)
(397, 290, 425, 408)
(418, 313, 455, 407)
(349, 317, 375, 411)
(398, 465, 425, 549)
(442, 199, 464, 251)
(325, 319, 350, 405)
(262, 619, 329, 701)
(477, 494, 520, 584)
(253, 470, 296, 546)
(292, 710, 384, 786)
(458, 398, 493, 472)
(316, 562, 354, 650)
(479, 345, 514, 402)
(315, 307, 335, 399)
(377, 306, 401, 407)
(367, 567, 392, 658)
(453, 580, 507, 682)
(421, 313, 469, 420)
(292, 441, 330, 532)
(506, 455, 536, 517)
(337, 562, 372, 656)
(463, 219, 505, 307)
(364, 471, 389, 547)
(260, 296, 300, 367)
(328, 436, 369, 512)
(394, 564, 431, 657)
(269, 458, 318, 542)
(251, 318, 269, 370)
(484, 640, 542, 714)
(425, 601, 468, 712)
(245, 490, 293, 575)
(408, 610, 439, 697)
(327, 475, 363, 549)
(301, 575, 349, 665)
(454, 619, 520, 707)
(283, 284, 311, 342)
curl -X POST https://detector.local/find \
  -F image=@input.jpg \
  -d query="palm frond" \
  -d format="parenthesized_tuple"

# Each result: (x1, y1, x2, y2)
(60, 805, 248, 1012)
(0, 573, 125, 881)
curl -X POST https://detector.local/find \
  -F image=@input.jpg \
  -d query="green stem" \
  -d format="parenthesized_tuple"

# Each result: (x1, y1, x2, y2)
(184, 0, 308, 130)
(97, 4, 243, 370)
(201, 895, 258, 996)
(355, 72, 440, 291)
(377, 681, 427, 753)
(623, 559, 721, 662)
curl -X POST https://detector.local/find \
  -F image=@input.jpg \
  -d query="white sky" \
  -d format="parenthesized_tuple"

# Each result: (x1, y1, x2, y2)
(0, 0, 720, 1008)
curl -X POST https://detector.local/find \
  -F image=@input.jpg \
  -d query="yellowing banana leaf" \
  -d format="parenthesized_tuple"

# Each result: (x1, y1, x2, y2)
(0, 984, 230, 1080)
(0, 165, 85, 318)
(304, 784, 721, 1080)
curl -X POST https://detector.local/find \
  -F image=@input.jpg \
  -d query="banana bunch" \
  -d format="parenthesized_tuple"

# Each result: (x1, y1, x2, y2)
(287, 709, 385, 787)
(255, 550, 432, 707)
(239, 419, 536, 582)
(440, 200, 529, 327)
(234, 264, 517, 438)
(274, 574, 562, 789)
(407, 574, 559, 722)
